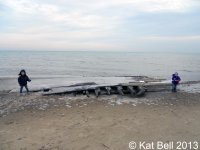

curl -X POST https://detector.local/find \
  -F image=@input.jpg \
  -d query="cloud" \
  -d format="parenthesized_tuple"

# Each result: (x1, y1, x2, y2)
(3, 0, 121, 29)
(113, 0, 196, 12)
(142, 35, 200, 41)
(0, 32, 122, 51)
(3, 0, 198, 27)
(0, 0, 200, 51)
(4, 0, 197, 18)
(63, 0, 197, 13)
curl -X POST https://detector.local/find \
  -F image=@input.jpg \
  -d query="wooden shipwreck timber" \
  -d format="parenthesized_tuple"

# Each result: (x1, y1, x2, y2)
(42, 81, 173, 97)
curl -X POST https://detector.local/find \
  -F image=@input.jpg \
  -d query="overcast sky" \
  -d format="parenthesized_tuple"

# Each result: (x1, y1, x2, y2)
(0, 0, 200, 51)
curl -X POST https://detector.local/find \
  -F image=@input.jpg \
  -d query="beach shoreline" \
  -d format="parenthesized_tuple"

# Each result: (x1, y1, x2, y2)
(0, 89, 200, 150)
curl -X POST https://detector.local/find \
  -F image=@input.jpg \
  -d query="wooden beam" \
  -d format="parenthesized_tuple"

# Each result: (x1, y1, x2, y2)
(95, 88, 101, 97)
(136, 87, 146, 97)
(117, 86, 124, 95)
(127, 86, 136, 96)
(105, 87, 111, 95)
(83, 90, 90, 97)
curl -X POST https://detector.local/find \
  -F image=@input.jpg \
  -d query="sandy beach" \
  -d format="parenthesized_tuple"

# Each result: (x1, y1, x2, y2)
(0, 90, 200, 150)
(1, 0, 200, 149)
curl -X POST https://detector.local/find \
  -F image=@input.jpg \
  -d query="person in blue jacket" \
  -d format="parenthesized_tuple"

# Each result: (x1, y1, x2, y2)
(18, 70, 31, 93)
(172, 72, 181, 92)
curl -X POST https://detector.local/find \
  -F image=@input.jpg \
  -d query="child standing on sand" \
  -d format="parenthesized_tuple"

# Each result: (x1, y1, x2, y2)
(18, 69, 31, 93)
(172, 72, 181, 92)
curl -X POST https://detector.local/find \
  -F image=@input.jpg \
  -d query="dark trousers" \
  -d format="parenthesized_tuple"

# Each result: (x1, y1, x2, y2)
(172, 83, 177, 92)
(20, 85, 29, 93)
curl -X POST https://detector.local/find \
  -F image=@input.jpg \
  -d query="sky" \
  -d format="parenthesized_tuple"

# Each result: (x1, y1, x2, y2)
(0, 0, 200, 51)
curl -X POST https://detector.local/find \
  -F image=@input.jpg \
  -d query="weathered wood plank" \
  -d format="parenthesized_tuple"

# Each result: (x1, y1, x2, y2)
(42, 81, 177, 96)
(42, 84, 119, 95)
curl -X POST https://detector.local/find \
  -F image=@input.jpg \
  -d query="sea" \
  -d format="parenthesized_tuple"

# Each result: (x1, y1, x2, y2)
(0, 51, 200, 91)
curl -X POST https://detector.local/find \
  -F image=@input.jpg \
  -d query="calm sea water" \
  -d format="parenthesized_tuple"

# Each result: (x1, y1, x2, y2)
(0, 51, 200, 81)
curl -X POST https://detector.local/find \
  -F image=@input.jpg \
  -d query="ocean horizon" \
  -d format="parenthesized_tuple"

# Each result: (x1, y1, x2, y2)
(0, 50, 200, 80)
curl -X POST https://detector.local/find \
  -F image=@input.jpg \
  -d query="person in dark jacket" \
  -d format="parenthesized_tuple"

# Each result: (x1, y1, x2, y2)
(18, 70, 31, 93)
(172, 72, 181, 92)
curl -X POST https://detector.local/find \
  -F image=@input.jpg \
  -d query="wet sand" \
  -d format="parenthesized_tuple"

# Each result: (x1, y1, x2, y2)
(0, 91, 200, 150)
